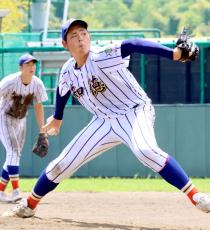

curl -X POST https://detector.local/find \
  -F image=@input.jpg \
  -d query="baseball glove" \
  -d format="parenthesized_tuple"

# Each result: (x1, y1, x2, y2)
(176, 27, 199, 62)
(32, 133, 49, 158)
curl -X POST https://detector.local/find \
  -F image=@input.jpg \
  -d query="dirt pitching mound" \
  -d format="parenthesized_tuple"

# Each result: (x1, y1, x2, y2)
(0, 192, 209, 230)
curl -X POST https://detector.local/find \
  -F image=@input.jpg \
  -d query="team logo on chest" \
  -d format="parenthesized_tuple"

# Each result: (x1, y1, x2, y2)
(89, 77, 107, 97)
(104, 45, 118, 56)
(71, 86, 84, 99)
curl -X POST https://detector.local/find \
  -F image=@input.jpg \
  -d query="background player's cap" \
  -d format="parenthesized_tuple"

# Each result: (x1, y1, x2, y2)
(19, 53, 38, 66)
(61, 18, 88, 41)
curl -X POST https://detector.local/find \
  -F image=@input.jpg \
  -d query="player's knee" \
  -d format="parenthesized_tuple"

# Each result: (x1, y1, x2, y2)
(48, 163, 63, 179)
(140, 147, 167, 158)
(6, 152, 20, 165)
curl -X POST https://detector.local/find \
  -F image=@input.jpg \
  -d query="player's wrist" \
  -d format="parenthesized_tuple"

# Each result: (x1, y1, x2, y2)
(40, 127, 46, 133)
(53, 114, 63, 120)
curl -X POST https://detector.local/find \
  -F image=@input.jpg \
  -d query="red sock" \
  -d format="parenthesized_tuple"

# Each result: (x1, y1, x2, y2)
(0, 181, 8, 192)
(187, 187, 199, 205)
(27, 194, 41, 210)
(11, 179, 19, 190)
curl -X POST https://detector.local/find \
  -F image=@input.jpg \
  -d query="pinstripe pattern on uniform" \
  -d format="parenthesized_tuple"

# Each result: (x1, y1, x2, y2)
(135, 107, 168, 159)
(46, 117, 124, 182)
(87, 62, 129, 113)
(91, 46, 124, 71)
(0, 74, 15, 96)
(127, 107, 167, 171)
(46, 105, 169, 182)
(117, 69, 146, 102)
(72, 69, 99, 116)
(7, 117, 17, 165)
(45, 42, 172, 182)
(81, 66, 126, 117)
(94, 55, 122, 62)
(0, 114, 26, 166)
(82, 128, 113, 159)
(115, 117, 133, 146)
(46, 117, 99, 177)
(84, 64, 127, 116)
(92, 45, 148, 109)
(100, 62, 125, 70)
(67, 130, 115, 176)
(124, 112, 162, 171)
(79, 69, 109, 117)
(99, 67, 139, 105)
(0, 72, 47, 169)
(58, 43, 150, 119)
(89, 61, 134, 108)
(67, 141, 121, 176)
(0, 73, 48, 115)
(47, 119, 107, 181)
(90, 46, 120, 54)
(111, 116, 155, 170)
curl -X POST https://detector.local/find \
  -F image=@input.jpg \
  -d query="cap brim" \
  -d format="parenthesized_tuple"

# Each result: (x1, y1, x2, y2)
(23, 59, 38, 64)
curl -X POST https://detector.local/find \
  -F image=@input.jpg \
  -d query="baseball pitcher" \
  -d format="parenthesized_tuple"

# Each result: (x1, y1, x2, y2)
(3, 19, 210, 217)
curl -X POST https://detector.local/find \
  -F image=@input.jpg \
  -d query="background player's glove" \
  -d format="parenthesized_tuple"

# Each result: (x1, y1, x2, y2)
(176, 27, 199, 62)
(32, 133, 49, 158)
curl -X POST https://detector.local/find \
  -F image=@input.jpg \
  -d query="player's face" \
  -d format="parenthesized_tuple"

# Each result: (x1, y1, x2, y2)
(62, 25, 90, 58)
(20, 61, 36, 76)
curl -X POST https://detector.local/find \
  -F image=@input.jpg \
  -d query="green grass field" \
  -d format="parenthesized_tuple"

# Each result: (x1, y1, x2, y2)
(11, 178, 210, 192)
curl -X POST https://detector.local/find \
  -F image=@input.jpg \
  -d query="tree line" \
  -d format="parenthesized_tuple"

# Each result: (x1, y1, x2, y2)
(1, 0, 210, 37)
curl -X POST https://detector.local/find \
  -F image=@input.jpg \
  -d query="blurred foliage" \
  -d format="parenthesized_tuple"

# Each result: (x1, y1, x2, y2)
(1, 0, 210, 36)
(65, 0, 210, 36)
(0, 0, 28, 32)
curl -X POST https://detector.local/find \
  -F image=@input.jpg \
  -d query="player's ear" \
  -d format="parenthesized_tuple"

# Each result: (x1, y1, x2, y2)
(62, 40, 67, 49)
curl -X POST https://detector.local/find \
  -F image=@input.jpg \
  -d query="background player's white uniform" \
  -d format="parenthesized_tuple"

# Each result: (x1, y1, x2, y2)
(0, 72, 48, 168)
(46, 43, 168, 183)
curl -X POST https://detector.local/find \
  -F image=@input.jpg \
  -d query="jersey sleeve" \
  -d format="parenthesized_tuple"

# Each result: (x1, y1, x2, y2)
(58, 59, 73, 97)
(0, 75, 15, 97)
(34, 79, 48, 103)
(93, 42, 129, 72)
(121, 38, 173, 59)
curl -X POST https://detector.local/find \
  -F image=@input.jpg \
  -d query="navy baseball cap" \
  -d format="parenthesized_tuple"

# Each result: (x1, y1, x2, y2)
(19, 53, 38, 66)
(61, 18, 88, 41)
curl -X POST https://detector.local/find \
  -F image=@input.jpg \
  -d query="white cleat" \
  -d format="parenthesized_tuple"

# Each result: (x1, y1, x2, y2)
(2, 198, 35, 218)
(0, 191, 11, 203)
(193, 193, 210, 213)
(9, 188, 22, 203)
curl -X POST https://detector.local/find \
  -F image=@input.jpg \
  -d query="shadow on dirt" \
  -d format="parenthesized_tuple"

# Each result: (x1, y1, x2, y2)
(52, 217, 163, 230)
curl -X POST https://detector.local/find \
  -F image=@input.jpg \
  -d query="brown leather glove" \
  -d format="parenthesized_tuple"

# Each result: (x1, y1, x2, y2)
(32, 133, 49, 158)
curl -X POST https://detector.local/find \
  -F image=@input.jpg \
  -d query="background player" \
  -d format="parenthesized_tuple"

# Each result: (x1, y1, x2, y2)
(0, 53, 48, 203)
(3, 19, 210, 217)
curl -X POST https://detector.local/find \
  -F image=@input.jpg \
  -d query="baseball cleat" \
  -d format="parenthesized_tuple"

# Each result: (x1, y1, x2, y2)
(0, 191, 11, 203)
(9, 188, 22, 203)
(2, 198, 35, 218)
(193, 193, 210, 213)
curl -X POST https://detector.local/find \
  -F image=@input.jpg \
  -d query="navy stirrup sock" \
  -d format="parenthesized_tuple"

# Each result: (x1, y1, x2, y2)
(33, 171, 59, 197)
(159, 156, 190, 190)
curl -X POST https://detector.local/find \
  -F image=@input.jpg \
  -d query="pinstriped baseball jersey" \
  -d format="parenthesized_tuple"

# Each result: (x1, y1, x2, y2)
(59, 43, 150, 118)
(0, 72, 48, 166)
(0, 72, 48, 115)
(45, 42, 169, 183)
